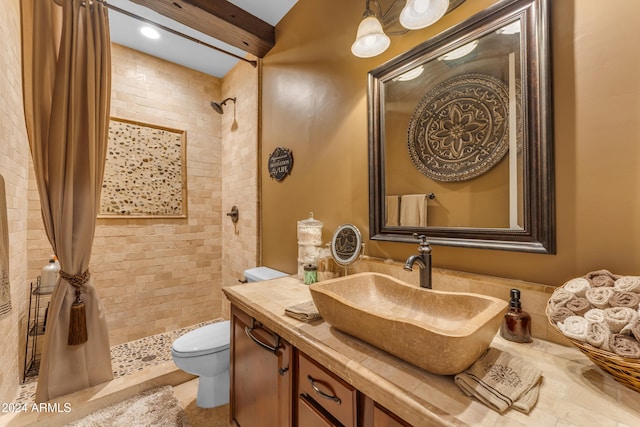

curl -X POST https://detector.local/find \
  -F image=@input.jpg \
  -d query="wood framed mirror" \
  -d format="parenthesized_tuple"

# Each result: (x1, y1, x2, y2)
(368, 0, 554, 253)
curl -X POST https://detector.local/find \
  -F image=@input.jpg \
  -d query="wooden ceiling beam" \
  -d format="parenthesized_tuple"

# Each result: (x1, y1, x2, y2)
(131, 0, 275, 58)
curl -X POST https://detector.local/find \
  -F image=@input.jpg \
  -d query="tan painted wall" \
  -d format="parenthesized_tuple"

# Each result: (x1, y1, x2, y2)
(261, 0, 640, 286)
(0, 0, 30, 404)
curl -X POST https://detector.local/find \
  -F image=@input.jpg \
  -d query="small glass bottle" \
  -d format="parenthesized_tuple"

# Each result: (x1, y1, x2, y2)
(303, 264, 317, 285)
(500, 289, 533, 343)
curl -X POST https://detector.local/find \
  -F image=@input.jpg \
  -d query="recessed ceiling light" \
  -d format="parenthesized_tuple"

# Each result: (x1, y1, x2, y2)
(140, 26, 160, 40)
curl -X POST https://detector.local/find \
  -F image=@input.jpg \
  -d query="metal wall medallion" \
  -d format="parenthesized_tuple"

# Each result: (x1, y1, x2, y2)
(407, 73, 510, 182)
(268, 147, 293, 181)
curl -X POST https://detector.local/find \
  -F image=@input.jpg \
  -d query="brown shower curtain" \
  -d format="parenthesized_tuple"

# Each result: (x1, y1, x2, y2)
(21, 0, 113, 401)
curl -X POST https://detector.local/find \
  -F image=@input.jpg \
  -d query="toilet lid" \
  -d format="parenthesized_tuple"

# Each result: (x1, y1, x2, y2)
(172, 320, 230, 357)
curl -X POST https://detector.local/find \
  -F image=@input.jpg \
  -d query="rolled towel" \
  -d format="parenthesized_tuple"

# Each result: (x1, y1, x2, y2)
(604, 307, 638, 333)
(558, 316, 589, 342)
(583, 308, 606, 324)
(565, 297, 592, 316)
(585, 287, 615, 309)
(584, 269, 618, 287)
(630, 318, 640, 341)
(454, 348, 542, 413)
(609, 291, 640, 309)
(614, 276, 640, 293)
(549, 288, 575, 308)
(608, 334, 640, 359)
(562, 278, 591, 297)
(548, 306, 574, 324)
(586, 322, 611, 351)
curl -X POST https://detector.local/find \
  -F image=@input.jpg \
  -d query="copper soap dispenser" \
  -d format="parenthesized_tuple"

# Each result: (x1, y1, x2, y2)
(500, 289, 533, 343)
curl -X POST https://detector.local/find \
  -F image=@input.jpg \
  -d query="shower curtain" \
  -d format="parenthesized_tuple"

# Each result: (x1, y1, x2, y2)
(21, 0, 113, 401)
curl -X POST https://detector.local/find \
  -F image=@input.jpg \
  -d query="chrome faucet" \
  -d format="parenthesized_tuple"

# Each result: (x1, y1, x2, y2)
(403, 234, 432, 289)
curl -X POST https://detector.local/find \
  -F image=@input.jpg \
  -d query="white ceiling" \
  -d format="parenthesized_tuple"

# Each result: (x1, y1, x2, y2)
(108, 0, 298, 78)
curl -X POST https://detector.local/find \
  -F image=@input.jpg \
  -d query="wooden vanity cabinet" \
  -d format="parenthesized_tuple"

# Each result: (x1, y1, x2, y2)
(360, 398, 413, 427)
(230, 305, 293, 427)
(230, 304, 410, 427)
(297, 351, 357, 427)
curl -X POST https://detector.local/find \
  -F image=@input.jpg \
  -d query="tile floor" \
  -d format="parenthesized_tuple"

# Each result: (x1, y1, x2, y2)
(9, 319, 231, 426)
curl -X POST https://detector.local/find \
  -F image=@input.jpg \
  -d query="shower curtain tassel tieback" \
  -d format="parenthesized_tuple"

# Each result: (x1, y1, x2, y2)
(59, 269, 91, 345)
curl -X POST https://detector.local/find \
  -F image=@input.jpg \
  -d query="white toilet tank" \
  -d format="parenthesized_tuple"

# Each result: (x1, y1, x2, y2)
(244, 267, 288, 282)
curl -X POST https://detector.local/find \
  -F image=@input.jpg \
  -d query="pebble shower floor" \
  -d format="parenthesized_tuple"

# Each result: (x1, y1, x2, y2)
(12, 319, 220, 405)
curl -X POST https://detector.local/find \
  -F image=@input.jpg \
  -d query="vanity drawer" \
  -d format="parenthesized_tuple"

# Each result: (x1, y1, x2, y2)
(298, 352, 356, 427)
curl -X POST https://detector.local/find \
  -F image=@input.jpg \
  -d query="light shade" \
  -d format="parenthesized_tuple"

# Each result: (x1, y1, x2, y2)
(351, 16, 391, 58)
(399, 0, 449, 30)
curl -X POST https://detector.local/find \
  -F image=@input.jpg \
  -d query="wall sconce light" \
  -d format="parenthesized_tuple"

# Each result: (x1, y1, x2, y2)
(352, 0, 459, 58)
(351, 3, 391, 58)
(399, 0, 449, 30)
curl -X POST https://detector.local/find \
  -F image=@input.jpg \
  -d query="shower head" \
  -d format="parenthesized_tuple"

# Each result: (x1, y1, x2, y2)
(210, 97, 236, 114)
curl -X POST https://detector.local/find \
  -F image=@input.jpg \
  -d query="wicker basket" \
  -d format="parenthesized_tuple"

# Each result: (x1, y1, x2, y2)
(546, 302, 640, 393)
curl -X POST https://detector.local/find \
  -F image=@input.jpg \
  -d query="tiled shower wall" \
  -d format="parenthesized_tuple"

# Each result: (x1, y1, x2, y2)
(27, 44, 226, 345)
(0, 0, 30, 403)
(221, 60, 261, 317)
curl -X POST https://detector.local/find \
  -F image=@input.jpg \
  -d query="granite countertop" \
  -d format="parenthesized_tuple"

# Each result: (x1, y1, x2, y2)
(222, 277, 640, 426)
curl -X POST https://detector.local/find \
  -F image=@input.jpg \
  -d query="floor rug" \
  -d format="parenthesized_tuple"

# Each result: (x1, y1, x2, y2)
(66, 386, 190, 426)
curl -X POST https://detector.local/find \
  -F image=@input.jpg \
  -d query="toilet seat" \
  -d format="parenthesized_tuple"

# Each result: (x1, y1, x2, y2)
(171, 320, 230, 357)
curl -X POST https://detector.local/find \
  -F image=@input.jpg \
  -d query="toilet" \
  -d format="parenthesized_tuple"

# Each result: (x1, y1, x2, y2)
(171, 320, 231, 408)
(171, 267, 287, 408)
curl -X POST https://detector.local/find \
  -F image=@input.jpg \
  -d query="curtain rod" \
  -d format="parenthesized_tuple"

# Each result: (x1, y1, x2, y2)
(103, 1, 258, 68)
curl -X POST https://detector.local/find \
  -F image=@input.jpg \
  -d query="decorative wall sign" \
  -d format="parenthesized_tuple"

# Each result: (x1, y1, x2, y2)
(407, 73, 510, 182)
(99, 118, 187, 218)
(268, 147, 293, 181)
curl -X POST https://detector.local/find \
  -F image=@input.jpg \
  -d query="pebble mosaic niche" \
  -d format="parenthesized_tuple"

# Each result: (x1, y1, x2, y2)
(99, 118, 187, 218)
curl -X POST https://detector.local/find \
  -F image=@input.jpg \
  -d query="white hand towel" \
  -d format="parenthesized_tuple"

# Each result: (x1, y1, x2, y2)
(563, 278, 591, 297)
(583, 308, 606, 324)
(385, 195, 400, 227)
(558, 316, 589, 342)
(585, 287, 615, 309)
(604, 307, 638, 333)
(399, 194, 428, 227)
(614, 276, 640, 293)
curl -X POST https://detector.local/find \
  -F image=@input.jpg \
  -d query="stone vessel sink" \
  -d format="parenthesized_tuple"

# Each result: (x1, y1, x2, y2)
(309, 272, 508, 375)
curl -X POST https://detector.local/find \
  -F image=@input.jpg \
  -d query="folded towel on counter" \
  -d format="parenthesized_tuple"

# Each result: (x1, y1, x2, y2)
(399, 194, 428, 227)
(563, 278, 591, 297)
(549, 288, 575, 309)
(585, 287, 615, 309)
(385, 195, 400, 227)
(454, 347, 542, 414)
(609, 334, 640, 358)
(586, 322, 611, 351)
(609, 291, 640, 309)
(614, 276, 640, 293)
(584, 269, 618, 288)
(565, 297, 592, 316)
(583, 308, 606, 324)
(558, 316, 589, 342)
(284, 300, 322, 322)
(548, 306, 574, 324)
(604, 307, 638, 333)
